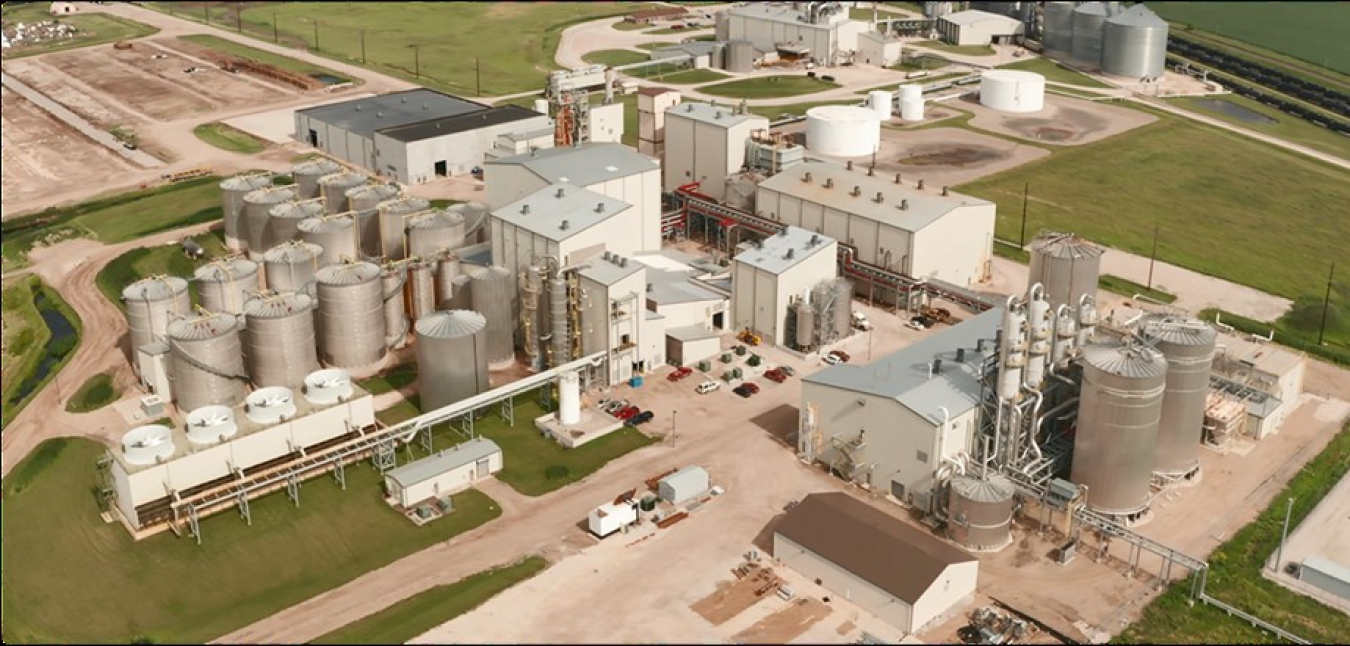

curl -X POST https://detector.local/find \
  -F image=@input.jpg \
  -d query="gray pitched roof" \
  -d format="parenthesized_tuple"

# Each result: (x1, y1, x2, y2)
(804, 307, 1003, 422)
(386, 438, 500, 488)
(488, 143, 659, 188)
(733, 225, 836, 274)
(297, 89, 488, 139)
(760, 163, 992, 233)
(492, 183, 631, 242)
(1108, 4, 1166, 28)
(377, 105, 544, 143)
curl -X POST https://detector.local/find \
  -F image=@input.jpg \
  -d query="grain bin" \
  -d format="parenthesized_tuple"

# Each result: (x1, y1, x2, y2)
(805, 106, 882, 158)
(726, 39, 756, 74)
(1070, 341, 1168, 517)
(266, 198, 325, 250)
(290, 158, 342, 199)
(314, 261, 386, 371)
(193, 258, 258, 316)
(298, 215, 358, 268)
(407, 209, 468, 258)
(318, 172, 368, 215)
(185, 405, 239, 446)
(1029, 232, 1103, 312)
(220, 173, 273, 252)
(832, 279, 852, 341)
(470, 266, 516, 368)
(303, 368, 353, 405)
(1139, 316, 1217, 478)
(121, 425, 177, 465)
(347, 182, 402, 212)
(378, 196, 432, 260)
(263, 241, 324, 293)
(450, 202, 490, 244)
(243, 292, 319, 389)
(406, 258, 437, 322)
(947, 474, 1016, 551)
(123, 276, 191, 355)
(242, 186, 298, 259)
(444, 274, 473, 312)
(1102, 4, 1168, 79)
(1070, 2, 1117, 68)
(167, 311, 247, 413)
(244, 386, 297, 426)
(434, 253, 463, 310)
(979, 70, 1045, 113)
(1041, 1, 1075, 55)
(415, 309, 490, 411)
(381, 263, 410, 348)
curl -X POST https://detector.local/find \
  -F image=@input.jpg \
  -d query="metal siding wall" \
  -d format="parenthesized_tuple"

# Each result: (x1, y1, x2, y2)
(877, 224, 912, 273)
(349, 395, 376, 428)
(665, 114, 694, 193)
(112, 463, 141, 526)
(774, 534, 915, 632)
(911, 561, 978, 632)
(290, 403, 348, 448)
(823, 207, 850, 250)
(128, 464, 170, 508)
(732, 262, 755, 335)
(228, 424, 293, 471)
(166, 444, 232, 492)
(849, 215, 881, 265)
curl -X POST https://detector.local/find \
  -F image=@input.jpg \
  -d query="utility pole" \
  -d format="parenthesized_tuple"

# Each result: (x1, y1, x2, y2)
(669, 410, 677, 447)
(235, 3, 242, 33)
(476, 58, 482, 96)
(272, 12, 278, 43)
(203, 3, 209, 24)
(1274, 497, 1295, 573)
(360, 29, 366, 64)
(312, 20, 320, 52)
(1318, 261, 1336, 345)
(1018, 182, 1029, 248)
(1147, 224, 1160, 291)
(413, 45, 421, 78)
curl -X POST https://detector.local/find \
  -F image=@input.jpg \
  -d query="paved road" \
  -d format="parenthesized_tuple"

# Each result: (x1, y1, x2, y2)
(2, 72, 165, 168)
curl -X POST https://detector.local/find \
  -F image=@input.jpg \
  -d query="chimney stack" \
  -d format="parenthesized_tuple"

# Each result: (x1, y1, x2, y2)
(894, 173, 902, 184)
(873, 191, 884, 203)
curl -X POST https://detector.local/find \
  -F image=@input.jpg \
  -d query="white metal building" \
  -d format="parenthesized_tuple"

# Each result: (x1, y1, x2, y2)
(732, 226, 838, 346)
(484, 143, 664, 253)
(587, 102, 626, 145)
(638, 87, 682, 158)
(489, 182, 637, 281)
(858, 30, 905, 67)
(1210, 333, 1307, 439)
(938, 9, 1025, 46)
(774, 492, 978, 635)
(662, 102, 769, 201)
(799, 308, 1003, 503)
(756, 163, 995, 287)
(645, 267, 729, 331)
(577, 253, 667, 387)
(589, 500, 639, 538)
(658, 465, 711, 505)
(724, 3, 869, 65)
(383, 437, 502, 507)
(666, 325, 722, 367)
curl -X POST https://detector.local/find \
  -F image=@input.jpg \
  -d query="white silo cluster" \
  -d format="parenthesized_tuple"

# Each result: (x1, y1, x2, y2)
(1041, 2, 1168, 79)
(979, 70, 1046, 113)
(867, 89, 893, 120)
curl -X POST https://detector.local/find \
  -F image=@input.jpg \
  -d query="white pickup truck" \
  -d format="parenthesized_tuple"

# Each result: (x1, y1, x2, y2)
(851, 311, 872, 331)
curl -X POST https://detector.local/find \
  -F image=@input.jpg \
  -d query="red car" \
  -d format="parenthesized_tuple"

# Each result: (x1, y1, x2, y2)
(668, 366, 693, 381)
(829, 350, 851, 363)
(743, 383, 760, 394)
(765, 369, 787, 383)
(616, 405, 641, 420)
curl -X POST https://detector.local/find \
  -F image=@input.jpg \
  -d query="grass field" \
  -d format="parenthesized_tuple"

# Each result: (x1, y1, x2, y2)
(193, 122, 266, 154)
(314, 556, 548, 644)
(999, 56, 1111, 88)
(0, 4, 158, 58)
(0, 277, 82, 431)
(1149, 2, 1350, 78)
(748, 99, 860, 121)
(582, 48, 650, 67)
(1118, 420, 1350, 644)
(1164, 94, 1350, 160)
(64, 374, 119, 413)
(891, 53, 950, 73)
(1098, 275, 1178, 304)
(358, 362, 418, 395)
(915, 40, 995, 57)
(957, 111, 1350, 303)
(645, 26, 712, 36)
(612, 19, 646, 31)
(176, 33, 350, 83)
(653, 68, 729, 84)
(0, 437, 503, 644)
(700, 75, 840, 99)
(95, 231, 230, 311)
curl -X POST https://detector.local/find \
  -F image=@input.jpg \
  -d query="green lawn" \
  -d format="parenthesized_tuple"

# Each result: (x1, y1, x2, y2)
(645, 26, 712, 35)
(358, 362, 418, 395)
(65, 374, 119, 413)
(1098, 275, 1178, 304)
(193, 122, 266, 154)
(748, 99, 860, 121)
(956, 112, 1350, 303)
(582, 48, 650, 67)
(314, 556, 548, 644)
(177, 33, 350, 84)
(649, 68, 729, 84)
(0, 437, 503, 644)
(914, 40, 996, 57)
(95, 231, 230, 311)
(891, 53, 951, 73)
(700, 75, 840, 99)
(999, 57, 1111, 88)
(1118, 420, 1350, 644)
(855, 74, 964, 94)
(1149, 2, 1350, 78)
(1164, 94, 1350, 160)
(1, 277, 82, 430)
(612, 19, 647, 31)
(0, 4, 157, 58)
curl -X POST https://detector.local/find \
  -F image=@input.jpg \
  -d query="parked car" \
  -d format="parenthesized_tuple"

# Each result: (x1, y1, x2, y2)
(668, 366, 693, 381)
(616, 406, 640, 420)
(597, 397, 612, 410)
(606, 400, 628, 414)
(696, 380, 720, 394)
(743, 383, 760, 394)
(778, 366, 795, 377)
(822, 354, 842, 366)
(633, 411, 655, 425)
(830, 350, 851, 362)
(905, 318, 928, 331)
(765, 369, 786, 383)
(733, 385, 752, 398)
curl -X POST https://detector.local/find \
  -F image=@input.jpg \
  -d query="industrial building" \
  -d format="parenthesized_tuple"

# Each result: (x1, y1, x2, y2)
(937, 9, 1024, 46)
(773, 492, 979, 635)
(723, 2, 868, 66)
(1039, 1, 1166, 78)
(383, 437, 502, 508)
(1208, 332, 1307, 440)
(293, 89, 552, 184)
(658, 465, 711, 506)
(576, 252, 667, 386)
(489, 183, 638, 278)
(732, 226, 839, 347)
(662, 102, 769, 202)
(637, 87, 682, 158)
(858, 30, 905, 67)
(756, 163, 996, 289)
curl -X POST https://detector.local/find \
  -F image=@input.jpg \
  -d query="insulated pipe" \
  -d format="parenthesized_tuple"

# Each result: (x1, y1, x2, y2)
(1025, 396, 1077, 466)
(1009, 387, 1041, 467)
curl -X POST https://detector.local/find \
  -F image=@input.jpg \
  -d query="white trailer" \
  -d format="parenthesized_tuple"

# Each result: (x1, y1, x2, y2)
(589, 501, 639, 538)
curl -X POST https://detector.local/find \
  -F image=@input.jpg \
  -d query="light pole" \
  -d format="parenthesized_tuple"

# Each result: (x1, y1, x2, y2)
(1146, 224, 1160, 291)
(1318, 261, 1336, 345)
(1018, 182, 1029, 248)
(411, 44, 421, 78)
(272, 12, 278, 43)
(1273, 497, 1295, 573)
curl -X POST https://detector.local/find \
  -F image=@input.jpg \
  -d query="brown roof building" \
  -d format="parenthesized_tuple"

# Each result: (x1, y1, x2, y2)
(627, 7, 688, 23)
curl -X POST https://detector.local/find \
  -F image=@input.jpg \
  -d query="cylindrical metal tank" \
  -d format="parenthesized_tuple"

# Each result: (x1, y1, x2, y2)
(947, 474, 1016, 551)
(559, 371, 581, 425)
(980, 70, 1045, 113)
(244, 386, 298, 426)
(167, 312, 246, 413)
(407, 209, 467, 259)
(314, 261, 386, 370)
(378, 197, 432, 260)
(998, 307, 1028, 400)
(1070, 342, 1168, 517)
(243, 292, 319, 389)
(406, 259, 437, 323)
(123, 276, 192, 354)
(445, 274, 473, 312)
(381, 264, 410, 348)
(220, 174, 273, 252)
(290, 158, 342, 199)
(1029, 233, 1104, 313)
(709, 42, 727, 70)
(1140, 317, 1217, 478)
(794, 300, 815, 349)
(298, 215, 358, 268)
(434, 253, 462, 310)
(1053, 307, 1078, 368)
(1042, 1, 1075, 54)
(319, 172, 368, 215)
(548, 273, 570, 367)
(832, 279, 852, 341)
(1071, 2, 1114, 68)
(347, 183, 402, 212)
(1026, 293, 1051, 387)
(1102, 4, 1168, 79)
(868, 90, 893, 120)
(805, 106, 882, 158)
(185, 405, 239, 446)
(121, 425, 176, 465)
(415, 309, 490, 411)
(450, 202, 490, 245)
(470, 266, 516, 368)
(242, 186, 298, 259)
(726, 39, 756, 74)
(263, 241, 324, 293)
(900, 96, 924, 122)
(714, 10, 730, 42)
(194, 258, 259, 316)
(899, 84, 923, 103)
(266, 199, 325, 251)
(303, 368, 353, 406)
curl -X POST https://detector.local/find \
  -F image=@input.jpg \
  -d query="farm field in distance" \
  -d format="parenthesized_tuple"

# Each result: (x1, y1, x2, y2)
(0, 3, 158, 58)
(1150, 2, 1350, 78)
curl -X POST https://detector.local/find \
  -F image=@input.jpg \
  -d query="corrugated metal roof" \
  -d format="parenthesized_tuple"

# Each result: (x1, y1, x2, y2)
(167, 313, 238, 340)
(122, 276, 189, 301)
(296, 89, 488, 139)
(298, 215, 354, 233)
(194, 258, 258, 282)
(1030, 233, 1103, 260)
(941, 9, 1024, 27)
(244, 293, 313, 318)
(319, 172, 369, 190)
(804, 307, 1003, 422)
(270, 201, 325, 220)
(415, 309, 486, 339)
(951, 474, 1015, 503)
(667, 102, 768, 128)
(263, 241, 322, 263)
(386, 437, 500, 488)
(1108, 4, 1166, 28)
(1140, 316, 1217, 347)
(660, 465, 709, 490)
(580, 253, 645, 286)
(732, 226, 836, 275)
(488, 143, 659, 188)
(1074, 2, 1110, 17)
(648, 269, 724, 305)
(1081, 341, 1168, 378)
(492, 182, 631, 242)
(409, 209, 466, 230)
(315, 261, 381, 285)
(377, 105, 545, 144)
(759, 163, 991, 233)
(667, 324, 720, 342)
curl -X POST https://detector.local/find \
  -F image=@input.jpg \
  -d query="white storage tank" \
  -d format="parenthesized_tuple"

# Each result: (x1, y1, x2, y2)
(533, 98, 549, 115)
(805, 106, 882, 157)
(263, 241, 324, 293)
(185, 405, 239, 446)
(558, 371, 581, 426)
(121, 424, 177, 465)
(303, 368, 354, 405)
(867, 90, 893, 120)
(243, 292, 319, 389)
(194, 258, 259, 316)
(900, 96, 925, 122)
(298, 215, 358, 268)
(245, 386, 298, 426)
(415, 309, 490, 411)
(980, 70, 1045, 113)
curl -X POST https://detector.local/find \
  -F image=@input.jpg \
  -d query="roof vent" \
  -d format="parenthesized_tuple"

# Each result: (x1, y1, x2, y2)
(603, 251, 613, 261)
(850, 185, 861, 197)
(686, 103, 695, 112)
(556, 187, 565, 198)
(917, 179, 925, 190)
(894, 173, 902, 184)
(932, 358, 943, 374)
(521, 204, 531, 215)
(900, 199, 909, 210)
(560, 219, 570, 231)
(846, 160, 854, 171)
(355, 105, 362, 111)
(957, 347, 966, 362)
(715, 111, 723, 120)
(423, 103, 429, 110)
(942, 186, 949, 196)
(785, 248, 795, 260)
(401, 96, 408, 103)
(809, 234, 820, 246)
(620, 257, 628, 267)
(867, 166, 875, 177)
(802, 172, 813, 183)
(595, 202, 605, 213)
(873, 191, 884, 203)
(377, 111, 384, 118)
(824, 178, 834, 189)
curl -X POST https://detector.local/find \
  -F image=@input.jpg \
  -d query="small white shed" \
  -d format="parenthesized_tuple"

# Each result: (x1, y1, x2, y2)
(384, 437, 503, 507)
(589, 501, 639, 538)
(658, 465, 710, 505)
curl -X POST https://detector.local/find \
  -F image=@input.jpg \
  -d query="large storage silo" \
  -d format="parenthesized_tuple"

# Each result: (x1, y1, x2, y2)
(123, 276, 191, 355)
(314, 261, 387, 371)
(805, 106, 882, 158)
(1139, 317, 1217, 478)
(266, 198, 325, 251)
(243, 292, 319, 389)
(444, 274, 473, 312)
(318, 172, 368, 215)
(194, 258, 259, 315)
(298, 215, 358, 268)
(263, 241, 324, 293)
(832, 279, 852, 341)
(1102, 4, 1168, 79)
(407, 209, 467, 258)
(726, 40, 757, 74)
(220, 174, 273, 252)
(415, 309, 490, 411)
(1070, 342, 1168, 517)
(434, 253, 462, 310)
(381, 263, 410, 348)
(167, 312, 247, 413)
(1041, 1, 1075, 55)
(242, 186, 298, 259)
(346, 182, 402, 212)
(947, 474, 1016, 551)
(406, 259, 437, 322)
(378, 197, 432, 260)
(291, 158, 342, 199)
(979, 70, 1045, 113)
(449, 202, 490, 244)
(1029, 232, 1103, 313)
(1070, 2, 1115, 68)
(470, 266, 516, 368)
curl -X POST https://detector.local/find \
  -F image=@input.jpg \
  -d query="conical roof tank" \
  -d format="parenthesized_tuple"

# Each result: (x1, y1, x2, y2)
(298, 215, 358, 268)
(1103, 4, 1168, 79)
(381, 263, 410, 349)
(470, 266, 517, 368)
(263, 240, 324, 293)
(220, 174, 273, 252)
(407, 209, 468, 258)
(378, 197, 432, 260)
(346, 183, 402, 212)
(947, 474, 1016, 552)
(242, 186, 298, 260)
(415, 310, 490, 411)
(1070, 341, 1167, 518)
(290, 158, 342, 199)
(1029, 232, 1103, 313)
(123, 276, 191, 356)
(266, 199, 326, 251)
(314, 261, 386, 371)
(244, 292, 319, 389)
(1139, 316, 1217, 478)
(167, 312, 247, 413)
(194, 258, 259, 315)
(318, 172, 368, 215)
(1071, 2, 1118, 68)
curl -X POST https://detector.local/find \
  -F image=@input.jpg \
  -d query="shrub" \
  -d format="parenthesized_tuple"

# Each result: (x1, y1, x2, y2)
(544, 465, 571, 480)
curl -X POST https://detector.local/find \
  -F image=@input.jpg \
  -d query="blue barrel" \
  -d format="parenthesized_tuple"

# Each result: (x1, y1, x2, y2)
(630, 376, 644, 388)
